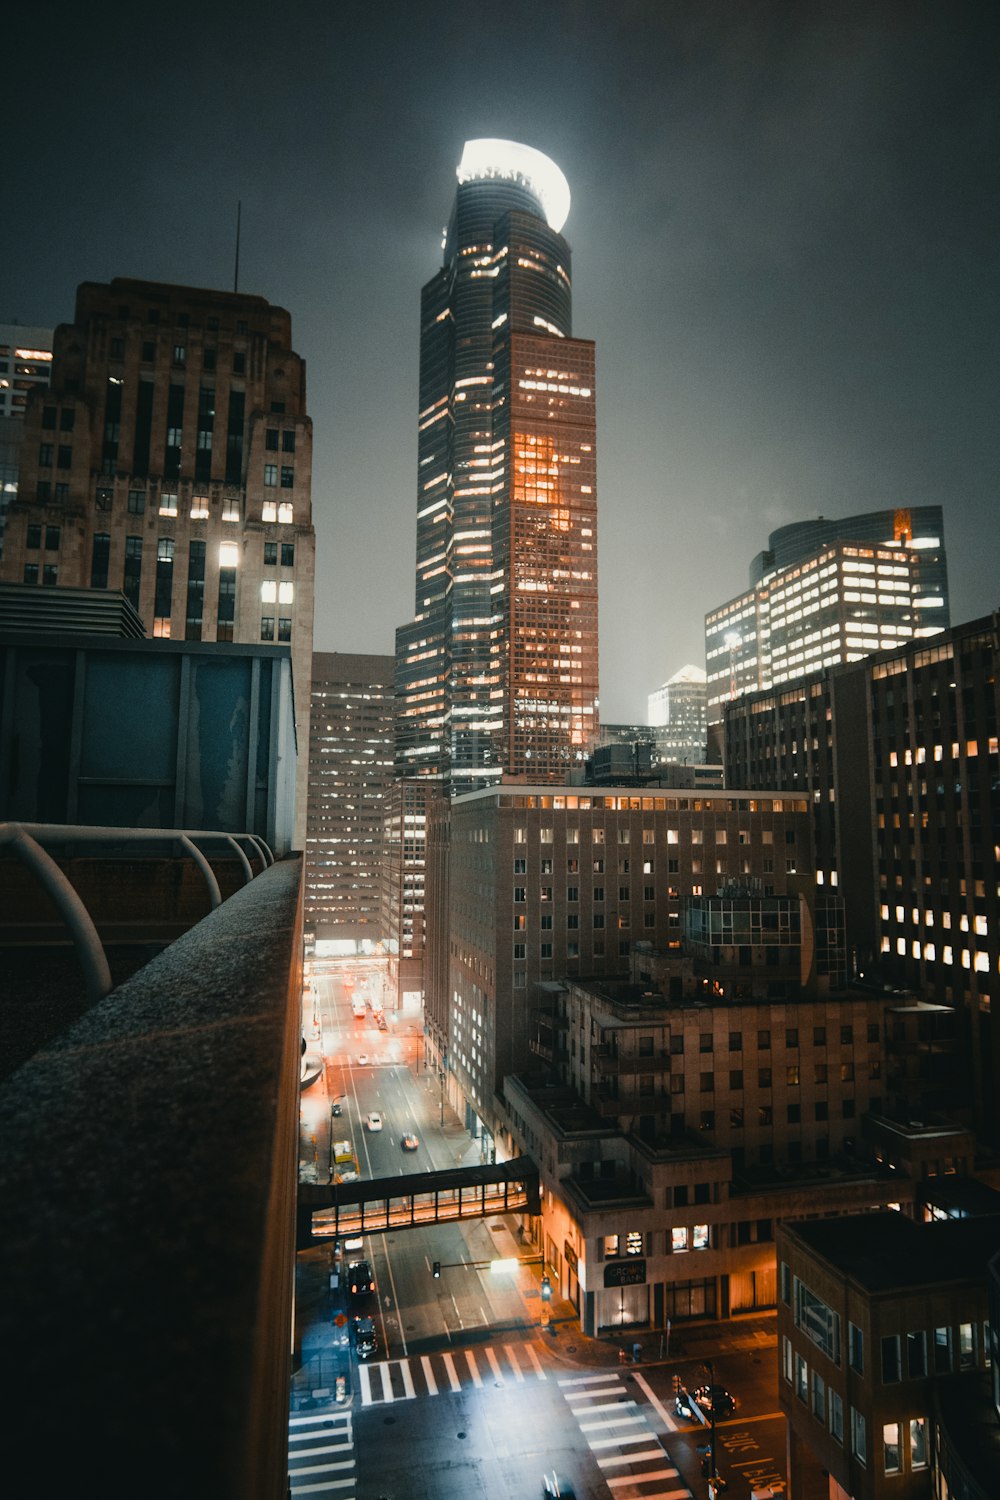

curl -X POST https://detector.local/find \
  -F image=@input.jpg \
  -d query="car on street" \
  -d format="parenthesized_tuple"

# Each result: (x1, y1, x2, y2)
(365, 1111, 383, 1131)
(400, 1132, 419, 1151)
(356, 1053, 369, 1066)
(334, 1167, 359, 1184)
(331, 1100, 342, 1116)
(353, 1315, 377, 1361)
(675, 1384, 738, 1419)
(348, 1259, 374, 1298)
(542, 1474, 575, 1498)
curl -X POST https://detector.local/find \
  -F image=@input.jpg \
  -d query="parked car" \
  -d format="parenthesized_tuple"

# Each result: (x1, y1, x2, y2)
(365, 1111, 383, 1132)
(348, 1259, 374, 1298)
(331, 1100, 342, 1117)
(353, 1315, 377, 1361)
(676, 1384, 738, 1419)
(400, 1133, 419, 1151)
(356, 1053, 369, 1066)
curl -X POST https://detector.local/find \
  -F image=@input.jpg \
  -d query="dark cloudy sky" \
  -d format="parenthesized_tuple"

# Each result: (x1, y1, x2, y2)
(7, 0, 998, 721)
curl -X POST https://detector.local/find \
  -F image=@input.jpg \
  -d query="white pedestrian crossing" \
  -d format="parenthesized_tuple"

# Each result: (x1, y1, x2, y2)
(288, 1409, 356, 1498)
(557, 1371, 693, 1500)
(356, 1339, 552, 1406)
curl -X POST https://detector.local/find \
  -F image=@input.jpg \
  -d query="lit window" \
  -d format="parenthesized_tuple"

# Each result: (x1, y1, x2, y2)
(671, 1227, 688, 1252)
(264, 464, 277, 486)
(261, 581, 277, 603)
(159, 492, 178, 516)
(278, 581, 294, 604)
(262, 502, 277, 522)
(219, 541, 239, 568)
(190, 497, 209, 518)
(278, 502, 293, 523)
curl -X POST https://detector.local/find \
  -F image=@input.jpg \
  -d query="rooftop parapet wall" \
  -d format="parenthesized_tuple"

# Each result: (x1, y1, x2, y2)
(0, 854, 303, 1500)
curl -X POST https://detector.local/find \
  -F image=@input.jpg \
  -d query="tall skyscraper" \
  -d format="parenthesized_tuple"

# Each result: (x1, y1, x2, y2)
(0, 279, 316, 843)
(705, 507, 949, 725)
(395, 139, 599, 795)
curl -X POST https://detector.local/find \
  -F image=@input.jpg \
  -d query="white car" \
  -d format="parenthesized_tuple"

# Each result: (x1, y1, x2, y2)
(365, 1112, 383, 1132)
(356, 1053, 369, 1066)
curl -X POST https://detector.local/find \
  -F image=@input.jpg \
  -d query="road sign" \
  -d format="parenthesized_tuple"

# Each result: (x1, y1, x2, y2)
(334, 1313, 347, 1327)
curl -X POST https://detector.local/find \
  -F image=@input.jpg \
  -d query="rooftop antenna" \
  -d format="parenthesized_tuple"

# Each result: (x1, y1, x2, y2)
(234, 200, 242, 294)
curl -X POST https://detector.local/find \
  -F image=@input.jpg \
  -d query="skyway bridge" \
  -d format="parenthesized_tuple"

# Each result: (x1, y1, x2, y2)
(297, 1157, 540, 1249)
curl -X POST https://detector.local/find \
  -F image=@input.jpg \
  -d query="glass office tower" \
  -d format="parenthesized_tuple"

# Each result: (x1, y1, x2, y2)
(396, 140, 598, 793)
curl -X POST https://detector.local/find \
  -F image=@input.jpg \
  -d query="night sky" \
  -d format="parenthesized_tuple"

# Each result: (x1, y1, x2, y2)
(7, 1, 998, 721)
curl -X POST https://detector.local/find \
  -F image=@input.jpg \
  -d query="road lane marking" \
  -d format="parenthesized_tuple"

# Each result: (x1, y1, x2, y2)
(504, 1343, 526, 1381)
(525, 1343, 548, 1379)
(596, 1448, 667, 1467)
(559, 1372, 624, 1386)
(465, 1349, 484, 1387)
(580, 1415, 646, 1433)
(357, 1364, 373, 1405)
(485, 1346, 505, 1384)
(568, 1399, 637, 1416)
(378, 1362, 395, 1402)
(588, 1431, 660, 1451)
(400, 1360, 416, 1398)
(631, 1368, 680, 1432)
(606, 1468, 680, 1489)
(288, 1442, 353, 1457)
(443, 1351, 462, 1391)
(421, 1354, 438, 1395)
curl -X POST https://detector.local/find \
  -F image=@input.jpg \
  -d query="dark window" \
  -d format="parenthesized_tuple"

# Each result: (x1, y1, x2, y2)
(265, 429, 279, 450)
(236, 320, 248, 335)
(260, 616, 275, 641)
(186, 540, 206, 640)
(58, 443, 73, 468)
(282, 430, 295, 452)
(813, 1026, 826, 1045)
(90, 532, 111, 589)
(154, 538, 175, 623)
(133, 380, 155, 474)
(786, 1028, 799, 1047)
(202, 348, 216, 372)
(27, 523, 42, 549)
(758, 1029, 771, 1049)
(280, 466, 294, 488)
(264, 542, 277, 565)
(36, 481, 51, 503)
(54, 483, 68, 502)
(216, 566, 236, 641)
(39, 443, 53, 467)
(164, 383, 184, 478)
(277, 617, 292, 642)
(270, 401, 285, 414)
(42, 406, 56, 428)
(128, 489, 145, 515)
(123, 536, 142, 610)
(60, 409, 75, 431)
(173, 345, 186, 364)
(23, 563, 38, 585)
(195, 386, 215, 482)
(142, 341, 156, 363)
(232, 352, 246, 375)
(42, 564, 58, 586)
(110, 337, 124, 358)
(840, 1025, 853, 1045)
(95, 488, 113, 511)
(281, 542, 294, 567)
(45, 526, 61, 551)
(226, 390, 245, 484)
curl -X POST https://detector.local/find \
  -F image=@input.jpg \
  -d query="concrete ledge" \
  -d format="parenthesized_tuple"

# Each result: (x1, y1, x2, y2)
(0, 856, 304, 1499)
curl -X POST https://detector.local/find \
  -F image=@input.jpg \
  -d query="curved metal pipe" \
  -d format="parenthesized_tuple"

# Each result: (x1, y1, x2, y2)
(0, 824, 112, 1003)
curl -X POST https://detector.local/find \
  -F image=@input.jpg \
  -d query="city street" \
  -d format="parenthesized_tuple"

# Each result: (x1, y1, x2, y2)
(293, 968, 790, 1499)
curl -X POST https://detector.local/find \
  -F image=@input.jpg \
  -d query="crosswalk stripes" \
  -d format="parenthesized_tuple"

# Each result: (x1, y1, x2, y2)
(356, 1339, 549, 1406)
(288, 1409, 356, 1497)
(557, 1372, 692, 1500)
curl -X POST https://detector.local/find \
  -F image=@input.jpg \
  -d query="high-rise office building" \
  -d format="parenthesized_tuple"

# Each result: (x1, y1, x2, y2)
(0, 279, 316, 843)
(0, 323, 53, 558)
(705, 507, 949, 725)
(305, 652, 395, 944)
(647, 663, 707, 762)
(724, 614, 998, 1141)
(395, 139, 598, 795)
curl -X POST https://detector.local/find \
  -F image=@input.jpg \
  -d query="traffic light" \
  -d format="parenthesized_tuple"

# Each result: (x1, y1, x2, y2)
(672, 1374, 682, 1394)
(432, 1260, 441, 1278)
(540, 1274, 552, 1301)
